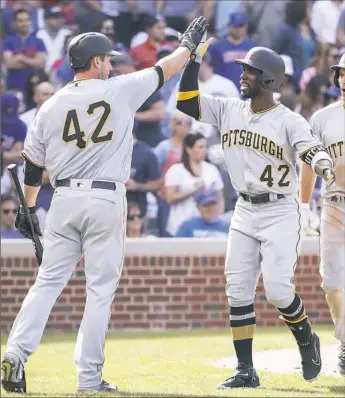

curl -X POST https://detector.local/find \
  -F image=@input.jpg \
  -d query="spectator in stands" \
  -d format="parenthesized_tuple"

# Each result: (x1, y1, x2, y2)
(244, 0, 289, 48)
(115, 0, 159, 48)
(165, 133, 224, 237)
(298, 74, 331, 120)
(6, 89, 27, 115)
(159, 0, 215, 33)
(176, 189, 230, 237)
(299, 44, 341, 92)
(1, 92, 27, 167)
(154, 110, 192, 236)
(126, 201, 147, 238)
(92, 17, 127, 53)
(208, 12, 257, 91)
(311, 0, 343, 45)
(1, 0, 45, 36)
(3, 8, 46, 97)
(55, 34, 76, 87)
(74, 0, 108, 34)
(126, 130, 161, 218)
(1, 136, 13, 196)
(110, 53, 165, 147)
(129, 14, 166, 70)
(337, 8, 345, 46)
(36, 7, 71, 75)
(110, 52, 136, 76)
(0, 194, 23, 239)
(25, 68, 49, 110)
(215, 0, 243, 38)
(271, 0, 308, 89)
(300, 1, 318, 69)
(20, 81, 54, 127)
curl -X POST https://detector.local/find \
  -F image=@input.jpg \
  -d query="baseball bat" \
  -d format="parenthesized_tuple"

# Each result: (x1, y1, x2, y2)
(7, 164, 43, 266)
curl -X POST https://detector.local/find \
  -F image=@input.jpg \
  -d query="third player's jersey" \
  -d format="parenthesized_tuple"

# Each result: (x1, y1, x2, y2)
(22, 68, 160, 187)
(310, 100, 345, 198)
(199, 96, 322, 195)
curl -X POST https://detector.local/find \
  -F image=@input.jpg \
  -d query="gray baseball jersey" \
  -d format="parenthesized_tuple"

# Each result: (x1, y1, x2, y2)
(22, 68, 160, 186)
(309, 100, 345, 198)
(199, 96, 322, 195)
(6, 67, 162, 389)
(310, 100, 345, 343)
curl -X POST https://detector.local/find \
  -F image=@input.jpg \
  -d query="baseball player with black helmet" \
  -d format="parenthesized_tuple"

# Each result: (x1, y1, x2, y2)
(1, 18, 209, 394)
(177, 44, 336, 388)
(299, 52, 345, 377)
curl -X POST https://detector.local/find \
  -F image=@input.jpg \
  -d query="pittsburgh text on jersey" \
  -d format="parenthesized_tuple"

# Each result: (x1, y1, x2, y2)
(325, 141, 344, 160)
(221, 129, 283, 160)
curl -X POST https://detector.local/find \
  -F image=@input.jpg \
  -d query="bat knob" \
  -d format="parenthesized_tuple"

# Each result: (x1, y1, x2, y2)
(7, 164, 18, 172)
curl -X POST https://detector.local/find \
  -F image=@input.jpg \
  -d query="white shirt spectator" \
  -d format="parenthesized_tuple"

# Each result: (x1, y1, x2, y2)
(37, 27, 71, 73)
(165, 161, 224, 236)
(311, 0, 344, 44)
(20, 108, 37, 128)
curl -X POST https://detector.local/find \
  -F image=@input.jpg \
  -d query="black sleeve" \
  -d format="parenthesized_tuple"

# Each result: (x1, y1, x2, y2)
(153, 65, 164, 92)
(23, 156, 44, 187)
(176, 60, 201, 120)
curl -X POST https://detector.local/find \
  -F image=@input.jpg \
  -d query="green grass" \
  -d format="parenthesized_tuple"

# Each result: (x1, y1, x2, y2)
(1, 326, 344, 397)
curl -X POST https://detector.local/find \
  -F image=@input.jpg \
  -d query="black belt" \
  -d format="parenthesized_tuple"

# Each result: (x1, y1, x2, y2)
(56, 179, 116, 191)
(240, 192, 285, 204)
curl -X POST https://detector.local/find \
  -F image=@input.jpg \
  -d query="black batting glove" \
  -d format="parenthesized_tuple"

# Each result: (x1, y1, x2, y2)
(179, 16, 209, 53)
(15, 206, 42, 239)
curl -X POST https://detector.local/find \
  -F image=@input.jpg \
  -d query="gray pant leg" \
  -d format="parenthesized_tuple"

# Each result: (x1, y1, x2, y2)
(5, 196, 82, 365)
(75, 194, 126, 389)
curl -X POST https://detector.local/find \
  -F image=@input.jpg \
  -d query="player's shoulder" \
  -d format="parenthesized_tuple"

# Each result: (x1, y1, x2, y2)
(277, 104, 309, 125)
(311, 101, 343, 121)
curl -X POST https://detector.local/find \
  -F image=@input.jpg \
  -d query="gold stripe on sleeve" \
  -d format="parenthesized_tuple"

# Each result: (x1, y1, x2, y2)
(177, 90, 199, 101)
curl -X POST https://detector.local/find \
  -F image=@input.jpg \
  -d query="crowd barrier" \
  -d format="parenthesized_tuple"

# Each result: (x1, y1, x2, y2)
(1, 237, 331, 332)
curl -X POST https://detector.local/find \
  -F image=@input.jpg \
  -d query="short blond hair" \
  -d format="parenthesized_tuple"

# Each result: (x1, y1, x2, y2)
(170, 110, 192, 131)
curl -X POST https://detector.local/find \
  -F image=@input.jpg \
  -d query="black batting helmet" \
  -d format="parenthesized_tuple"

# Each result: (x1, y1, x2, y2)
(235, 47, 286, 91)
(330, 53, 345, 89)
(68, 32, 120, 69)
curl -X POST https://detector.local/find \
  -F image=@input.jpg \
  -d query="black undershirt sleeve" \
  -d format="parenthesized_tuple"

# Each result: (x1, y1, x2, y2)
(176, 60, 201, 120)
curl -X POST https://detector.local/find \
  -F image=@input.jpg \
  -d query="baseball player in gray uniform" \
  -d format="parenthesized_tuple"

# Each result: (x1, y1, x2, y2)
(299, 53, 345, 377)
(177, 45, 336, 388)
(1, 18, 209, 394)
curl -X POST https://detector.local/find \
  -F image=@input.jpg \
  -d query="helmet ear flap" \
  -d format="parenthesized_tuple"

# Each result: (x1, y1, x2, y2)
(257, 73, 277, 91)
(333, 70, 340, 89)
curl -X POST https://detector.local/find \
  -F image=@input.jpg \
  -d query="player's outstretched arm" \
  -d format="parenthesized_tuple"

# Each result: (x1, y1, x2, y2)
(156, 16, 209, 82)
(299, 162, 317, 205)
(300, 146, 335, 188)
(298, 161, 319, 236)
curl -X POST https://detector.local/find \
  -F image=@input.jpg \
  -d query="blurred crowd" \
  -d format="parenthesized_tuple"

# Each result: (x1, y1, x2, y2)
(1, 0, 344, 239)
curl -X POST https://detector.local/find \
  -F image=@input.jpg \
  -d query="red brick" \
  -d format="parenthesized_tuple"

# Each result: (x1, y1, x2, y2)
(1, 253, 331, 331)
(127, 287, 150, 294)
(144, 278, 168, 285)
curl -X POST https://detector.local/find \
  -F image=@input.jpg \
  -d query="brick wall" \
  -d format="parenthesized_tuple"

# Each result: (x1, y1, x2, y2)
(0, 254, 331, 332)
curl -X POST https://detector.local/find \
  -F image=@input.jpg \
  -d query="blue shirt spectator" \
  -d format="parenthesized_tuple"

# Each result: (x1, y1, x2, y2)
(271, 0, 308, 88)
(126, 138, 161, 216)
(1, 92, 27, 167)
(1, 5, 44, 36)
(176, 189, 230, 237)
(209, 12, 257, 91)
(3, 9, 46, 95)
(1, 194, 24, 239)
